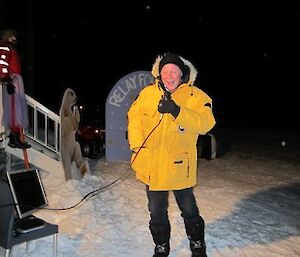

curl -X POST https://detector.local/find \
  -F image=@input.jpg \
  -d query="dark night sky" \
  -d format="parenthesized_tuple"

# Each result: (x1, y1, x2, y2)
(1, 1, 300, 129)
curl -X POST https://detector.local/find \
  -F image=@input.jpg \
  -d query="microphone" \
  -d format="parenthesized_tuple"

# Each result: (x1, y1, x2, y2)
(159, 88, 171, 120)
(157, 78, 171, 120)
(163, 90, 171, 100)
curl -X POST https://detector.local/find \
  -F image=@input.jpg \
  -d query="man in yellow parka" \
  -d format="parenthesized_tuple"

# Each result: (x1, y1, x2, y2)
(127, 52, 216, 257)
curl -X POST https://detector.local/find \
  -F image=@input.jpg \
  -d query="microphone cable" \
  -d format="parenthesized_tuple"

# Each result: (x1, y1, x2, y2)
(42, 112, 164, 212)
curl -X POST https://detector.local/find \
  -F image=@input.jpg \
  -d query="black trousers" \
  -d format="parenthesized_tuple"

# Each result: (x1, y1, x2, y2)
(146, 186, 200, 228)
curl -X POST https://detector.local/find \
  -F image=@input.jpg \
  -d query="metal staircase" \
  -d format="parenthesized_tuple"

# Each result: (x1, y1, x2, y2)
(0, 88, 64, 174)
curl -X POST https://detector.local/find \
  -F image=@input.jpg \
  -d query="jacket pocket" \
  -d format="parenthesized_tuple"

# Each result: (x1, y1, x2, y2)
(168, 152, 190, 182)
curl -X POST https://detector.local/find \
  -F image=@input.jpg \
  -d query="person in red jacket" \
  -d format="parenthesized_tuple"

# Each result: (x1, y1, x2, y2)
(0, 29, 30, 148)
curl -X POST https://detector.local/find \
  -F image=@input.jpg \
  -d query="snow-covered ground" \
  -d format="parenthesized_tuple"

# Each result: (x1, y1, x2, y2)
(1, 127, 300, 257)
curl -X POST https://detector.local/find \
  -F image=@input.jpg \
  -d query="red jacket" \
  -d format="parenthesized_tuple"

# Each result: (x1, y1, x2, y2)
(0, 42, 21, 79)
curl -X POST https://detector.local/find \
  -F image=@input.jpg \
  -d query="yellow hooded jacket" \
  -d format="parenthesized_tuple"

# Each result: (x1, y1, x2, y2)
(127, 55, 216, 191)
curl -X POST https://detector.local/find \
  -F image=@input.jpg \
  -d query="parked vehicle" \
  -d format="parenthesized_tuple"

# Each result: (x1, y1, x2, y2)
(76, 124, 105, 158)
(197, 133, 217, 160)
(75, 102, 105, 159)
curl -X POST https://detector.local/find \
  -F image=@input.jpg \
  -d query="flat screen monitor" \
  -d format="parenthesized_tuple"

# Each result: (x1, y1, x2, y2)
(6, 168, 48, 219)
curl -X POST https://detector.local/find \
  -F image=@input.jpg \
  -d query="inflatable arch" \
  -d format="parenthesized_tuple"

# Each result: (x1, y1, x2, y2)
(105, 71, 154, 161)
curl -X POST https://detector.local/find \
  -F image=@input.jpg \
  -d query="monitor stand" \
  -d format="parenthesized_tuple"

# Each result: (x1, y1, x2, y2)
(15, 215, 47, 233)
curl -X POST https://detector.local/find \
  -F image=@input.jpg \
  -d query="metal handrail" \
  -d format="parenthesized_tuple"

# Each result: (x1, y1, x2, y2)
(25, 94, 61, 155)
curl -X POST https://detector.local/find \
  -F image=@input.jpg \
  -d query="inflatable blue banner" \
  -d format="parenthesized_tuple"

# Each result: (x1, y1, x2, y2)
(105, 71, 154, 161)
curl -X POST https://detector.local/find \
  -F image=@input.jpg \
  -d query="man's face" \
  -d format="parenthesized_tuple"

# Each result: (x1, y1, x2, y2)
(8, 35, 17, 45)
(160, 63, 182, 93)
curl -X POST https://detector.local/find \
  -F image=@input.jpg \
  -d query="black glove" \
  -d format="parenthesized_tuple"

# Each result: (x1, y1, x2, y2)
(158, 91, 180, 118)
(6, 83, 15, 95)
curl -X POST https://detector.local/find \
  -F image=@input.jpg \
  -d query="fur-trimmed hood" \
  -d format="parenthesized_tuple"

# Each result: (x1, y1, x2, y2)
(151, 53, 198, 86)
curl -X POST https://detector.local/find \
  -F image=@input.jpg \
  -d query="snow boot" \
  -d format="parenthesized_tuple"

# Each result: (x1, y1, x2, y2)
(153, 242, 170, 257)
(184, 216, 207, 257)
(8, 131, 31, 149)
(150, 222, 170, 257)
(190, 240, 207, 257)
